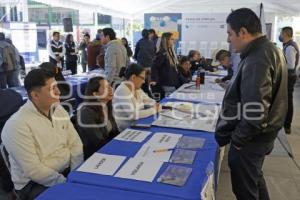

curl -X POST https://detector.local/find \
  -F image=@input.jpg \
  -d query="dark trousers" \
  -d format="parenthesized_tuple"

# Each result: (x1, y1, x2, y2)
(16, 167, 70, 200)
(228, 141, 274, 200)
(49, 57, 64, 70)
(66, 60, 77, 75)
(284, 71, 297, 129)
(16, 181, 47, 200)
(81, 62, 87, 73)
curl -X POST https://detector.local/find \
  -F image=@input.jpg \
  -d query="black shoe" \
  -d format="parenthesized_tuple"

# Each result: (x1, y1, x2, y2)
(285, 127, 291, 134)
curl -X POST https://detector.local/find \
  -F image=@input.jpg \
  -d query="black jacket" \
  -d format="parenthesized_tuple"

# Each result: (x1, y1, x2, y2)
(76, 105, 119, 159)
(178, 66, 192, 86)
(65, 42, 78, 62)
(221, 66, 233, 82)
(215, 36, 288, 147)
(151, 49, 180, 87)
(134, 38, 155, 68)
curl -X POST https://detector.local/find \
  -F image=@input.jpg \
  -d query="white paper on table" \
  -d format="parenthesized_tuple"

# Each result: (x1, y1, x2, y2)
(160, 109, 191, 120)
(200, 173, 215, 200)
(115, 158, 164, 182)
(114, 128, 152, 143)
(77, 153, 126, 175)
(134, 144, 173, 161)
(169, 90, 224, 104)
(146, 132, 182, 148)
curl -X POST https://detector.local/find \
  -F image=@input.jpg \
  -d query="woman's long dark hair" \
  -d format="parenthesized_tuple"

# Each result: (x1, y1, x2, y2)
(122, 37, 129, 48)
(84, 76, 113, 123)
(65, 34, 73, 45)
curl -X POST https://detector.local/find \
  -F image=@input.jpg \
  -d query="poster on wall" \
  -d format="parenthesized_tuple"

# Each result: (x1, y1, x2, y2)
(182, 13, 228, 57)
(3, 22, 38, 63)
(144, 13, 182, 48)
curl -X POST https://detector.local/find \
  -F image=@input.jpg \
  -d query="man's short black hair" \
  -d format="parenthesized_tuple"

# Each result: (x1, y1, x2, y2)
(102, 28, 116, 40)
(53, 31, 60, 37)
(141, 29, 149, 39)
(282, 26, 293, 38)
(24, 69, 55, 94)
(148, 29, 156, 34)
(216, 50, 231, 61)
(84, 33, 90, 38)
(226, 8, 262, 36)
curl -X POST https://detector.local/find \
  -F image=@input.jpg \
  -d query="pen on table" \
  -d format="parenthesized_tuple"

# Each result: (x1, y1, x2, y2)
(153, 148, 174, 153)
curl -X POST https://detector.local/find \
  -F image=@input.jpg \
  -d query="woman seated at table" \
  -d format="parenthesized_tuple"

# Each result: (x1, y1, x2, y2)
(178, 56, 192, 86)
(113, 63, 160, 131)
(76, 76, 119, 159)
(188, 50, 209, 74)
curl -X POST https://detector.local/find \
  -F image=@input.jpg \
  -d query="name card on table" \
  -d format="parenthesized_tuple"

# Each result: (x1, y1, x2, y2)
(146, 132, 182, 149)
(114, 128, 152, 143)
(77, 153, 126, 176)
(115, 158, 164, 182)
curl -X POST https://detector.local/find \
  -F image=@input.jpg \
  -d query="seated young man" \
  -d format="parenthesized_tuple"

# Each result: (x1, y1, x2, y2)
(214, 49, 234, 83)
(1, 69, 83, 200)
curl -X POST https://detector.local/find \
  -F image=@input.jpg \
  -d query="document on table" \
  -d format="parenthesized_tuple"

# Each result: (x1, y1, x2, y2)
(134, 144, 173, 161)
(153, 105, 220, 132)
(77, 153, 126, 175)
(115, 158, 164, 182)
(146, 132, 182, 148)
(114, 128, 152, 143)
(169, 91, 225, 104)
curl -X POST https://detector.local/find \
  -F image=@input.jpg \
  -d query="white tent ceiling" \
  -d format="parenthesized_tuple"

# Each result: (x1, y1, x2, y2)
(34, 0, 300, 19)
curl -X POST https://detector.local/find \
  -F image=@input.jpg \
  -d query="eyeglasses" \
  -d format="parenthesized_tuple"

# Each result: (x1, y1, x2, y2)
(137, 75, 146, 81)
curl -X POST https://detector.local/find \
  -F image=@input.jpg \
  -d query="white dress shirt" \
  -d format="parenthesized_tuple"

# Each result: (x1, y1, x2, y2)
(112, 82, 156, 131)
(47, 40, 66, 60)
(285, 45, 298, 70)
(1, 100, 83, 190)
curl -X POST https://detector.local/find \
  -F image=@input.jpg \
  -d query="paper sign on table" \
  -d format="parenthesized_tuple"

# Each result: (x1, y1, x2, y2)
(115, 158, 164, 182)
(114, 128, 152, 143)
(77, 153, 126, 176)
(146, 132, 182, 148)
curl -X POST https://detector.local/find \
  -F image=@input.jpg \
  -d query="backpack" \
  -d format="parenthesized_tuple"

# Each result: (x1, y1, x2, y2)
(1, 45, 18, 72)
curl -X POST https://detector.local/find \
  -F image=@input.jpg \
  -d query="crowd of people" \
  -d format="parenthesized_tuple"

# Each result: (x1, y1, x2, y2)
(0, 7, 299, 200)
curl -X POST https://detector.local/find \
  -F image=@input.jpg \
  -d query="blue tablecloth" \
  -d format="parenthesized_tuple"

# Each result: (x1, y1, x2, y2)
(68, 99, 219, 200)
(36, 183, 178, 200)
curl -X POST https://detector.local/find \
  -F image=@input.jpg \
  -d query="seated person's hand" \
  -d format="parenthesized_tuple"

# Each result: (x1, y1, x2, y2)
(215, 78, 221, 83)
(155, 103, 161, 113)
(149, 81, 157, 86)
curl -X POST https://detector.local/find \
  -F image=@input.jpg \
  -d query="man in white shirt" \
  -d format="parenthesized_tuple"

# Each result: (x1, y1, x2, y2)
(47, 32, 66, 69)
(279, 26, 299, 134)
(1, 68, 83, 200)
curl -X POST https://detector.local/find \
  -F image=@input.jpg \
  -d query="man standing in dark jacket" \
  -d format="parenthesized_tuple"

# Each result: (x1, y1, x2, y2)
(279, 26, 299, 134)
(134, 29, 155, 96)
(215, 8, 287, 200)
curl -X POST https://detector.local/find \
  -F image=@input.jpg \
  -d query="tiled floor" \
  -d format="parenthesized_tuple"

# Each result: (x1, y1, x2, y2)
(216, 80, 300, 200)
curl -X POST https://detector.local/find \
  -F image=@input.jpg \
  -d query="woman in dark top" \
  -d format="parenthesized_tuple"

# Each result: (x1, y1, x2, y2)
(151, 32, 179, 98)
(76, 76, 119, 159)
(65, 34, 78, 74)
(121, 37, 133, 58)
(188, 50, 208, 74)
(178, 56, 192, 86)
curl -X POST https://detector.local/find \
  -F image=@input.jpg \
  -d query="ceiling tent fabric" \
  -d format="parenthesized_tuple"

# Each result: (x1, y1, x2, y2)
(33, 0, 300, 19)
